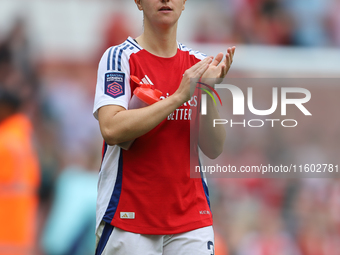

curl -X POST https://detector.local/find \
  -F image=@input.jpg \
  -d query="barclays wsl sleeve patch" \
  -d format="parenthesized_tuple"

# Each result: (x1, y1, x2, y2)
(104, 72, 125, 98)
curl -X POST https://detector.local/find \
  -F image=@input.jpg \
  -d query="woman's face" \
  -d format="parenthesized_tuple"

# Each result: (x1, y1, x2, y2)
(135, 0, 187, 29)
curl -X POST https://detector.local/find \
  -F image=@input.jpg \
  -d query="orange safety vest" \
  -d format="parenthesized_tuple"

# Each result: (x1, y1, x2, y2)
(0, 113, 40, 255)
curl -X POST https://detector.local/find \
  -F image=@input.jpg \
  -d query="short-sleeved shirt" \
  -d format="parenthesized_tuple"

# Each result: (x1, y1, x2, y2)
(93, 37, 212, 235)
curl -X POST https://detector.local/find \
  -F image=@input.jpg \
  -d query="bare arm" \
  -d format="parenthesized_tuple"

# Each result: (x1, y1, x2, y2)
(199, 47, 236, 159)
(98, 57, 212, 145)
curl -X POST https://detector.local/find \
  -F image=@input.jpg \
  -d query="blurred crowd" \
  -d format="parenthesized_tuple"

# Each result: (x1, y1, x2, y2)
(210, 177, 340, 255)
(194, 0, 340, 47)
(0, 0, 340, 255)
(0, 17, 101, 255)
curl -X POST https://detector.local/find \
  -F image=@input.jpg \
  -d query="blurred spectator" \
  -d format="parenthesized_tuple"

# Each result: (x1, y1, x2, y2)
(0, 85, 40, 255)
(0, 16, 56, 255)
(0, 42, 12, 83)
(284, 0, 331, 46)
(0, 17, 40, 119)
(41, 164, 97, 255)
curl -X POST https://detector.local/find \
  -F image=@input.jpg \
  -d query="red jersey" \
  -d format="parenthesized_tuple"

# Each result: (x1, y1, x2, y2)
(93, 37, 212, 235)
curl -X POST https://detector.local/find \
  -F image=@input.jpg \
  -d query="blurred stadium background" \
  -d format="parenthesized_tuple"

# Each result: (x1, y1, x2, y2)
(1, 0, 340, 254)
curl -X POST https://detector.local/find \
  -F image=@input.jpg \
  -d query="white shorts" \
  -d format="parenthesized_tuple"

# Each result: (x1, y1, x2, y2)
(95, 221, 215, 255)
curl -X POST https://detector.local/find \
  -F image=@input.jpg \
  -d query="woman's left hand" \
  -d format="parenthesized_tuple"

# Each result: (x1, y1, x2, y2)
(201, 46, 236, 87)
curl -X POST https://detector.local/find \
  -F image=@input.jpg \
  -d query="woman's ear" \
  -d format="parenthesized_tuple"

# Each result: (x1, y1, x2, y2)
(135, 0, 143, 11)
(182, 0, 187, 11)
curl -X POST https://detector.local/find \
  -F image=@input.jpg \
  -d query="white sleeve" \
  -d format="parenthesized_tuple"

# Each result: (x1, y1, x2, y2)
(93, 46, 131, 120)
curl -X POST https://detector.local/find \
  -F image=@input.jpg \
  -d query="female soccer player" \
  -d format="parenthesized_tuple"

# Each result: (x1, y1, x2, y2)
(93, 0, 235, 254)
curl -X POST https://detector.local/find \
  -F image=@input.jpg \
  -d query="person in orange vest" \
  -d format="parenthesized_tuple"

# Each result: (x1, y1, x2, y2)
(0, 86, 40, 255)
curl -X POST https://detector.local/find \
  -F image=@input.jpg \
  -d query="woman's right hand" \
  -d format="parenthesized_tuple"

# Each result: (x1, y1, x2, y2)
(174, 56, 213, 103)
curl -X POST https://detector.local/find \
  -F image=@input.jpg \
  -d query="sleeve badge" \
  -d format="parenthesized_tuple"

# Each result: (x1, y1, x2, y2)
(104, 72, 125, 98)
